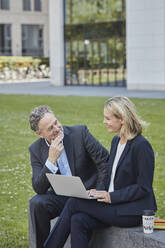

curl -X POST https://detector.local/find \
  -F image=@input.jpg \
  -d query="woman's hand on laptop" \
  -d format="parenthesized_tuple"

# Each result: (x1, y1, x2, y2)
(87, 189, 97, 197)
(88, 189, 111, 203)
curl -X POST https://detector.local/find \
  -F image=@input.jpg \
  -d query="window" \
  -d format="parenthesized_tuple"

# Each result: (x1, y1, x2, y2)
(0, 24, 12, 55)
(23, 0, 31, 11)
(0, 0, 9, 10)
(34, 0, 41, 11)
(22, 25, 43, 57)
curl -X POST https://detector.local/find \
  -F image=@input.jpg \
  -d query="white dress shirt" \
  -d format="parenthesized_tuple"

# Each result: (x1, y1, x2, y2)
(108, 142, 126, 192)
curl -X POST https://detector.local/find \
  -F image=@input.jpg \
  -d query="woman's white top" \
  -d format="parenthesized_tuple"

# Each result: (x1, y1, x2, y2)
(108, 142, 126, 193)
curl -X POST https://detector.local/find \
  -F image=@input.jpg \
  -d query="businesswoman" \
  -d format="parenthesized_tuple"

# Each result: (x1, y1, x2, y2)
(44, 96, 157, 248)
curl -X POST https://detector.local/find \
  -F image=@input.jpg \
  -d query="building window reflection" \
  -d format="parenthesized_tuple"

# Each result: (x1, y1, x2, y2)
(0, 24, 12, 55)
(23, 0, 31, 11)
(0, 0, 9, 10)
(22, 24, 43, 57)
(34, 0, 41, 11)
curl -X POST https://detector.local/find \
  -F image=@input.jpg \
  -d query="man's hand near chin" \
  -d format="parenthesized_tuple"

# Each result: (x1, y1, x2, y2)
(48, 132, 64, 165)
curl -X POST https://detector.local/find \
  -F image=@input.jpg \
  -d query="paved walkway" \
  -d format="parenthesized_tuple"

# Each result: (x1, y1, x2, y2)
(0, 80, 165, 98)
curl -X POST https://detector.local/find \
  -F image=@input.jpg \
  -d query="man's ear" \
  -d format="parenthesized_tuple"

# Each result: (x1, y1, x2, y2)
(35, 131, 43, 138)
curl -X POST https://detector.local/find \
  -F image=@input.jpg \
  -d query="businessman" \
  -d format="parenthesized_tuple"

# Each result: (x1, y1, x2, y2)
(28, 105, 109, 248)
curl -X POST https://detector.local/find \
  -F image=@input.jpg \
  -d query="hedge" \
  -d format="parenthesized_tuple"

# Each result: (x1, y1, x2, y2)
(0, 56, 49, 71)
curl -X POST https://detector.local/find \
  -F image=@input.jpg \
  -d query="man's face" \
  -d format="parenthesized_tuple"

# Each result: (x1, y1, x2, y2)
(36, 113, 63, 143)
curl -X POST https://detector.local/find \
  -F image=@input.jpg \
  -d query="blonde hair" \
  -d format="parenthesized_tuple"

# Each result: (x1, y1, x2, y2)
(105, 96, 145, 140)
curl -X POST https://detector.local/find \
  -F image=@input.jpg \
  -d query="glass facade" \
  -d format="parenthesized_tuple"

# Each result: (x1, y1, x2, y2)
(22, 24, 43, 57)
(65, 0, 125, 24)
(0, 24, 12, 55)
(64, 0, 126, 86)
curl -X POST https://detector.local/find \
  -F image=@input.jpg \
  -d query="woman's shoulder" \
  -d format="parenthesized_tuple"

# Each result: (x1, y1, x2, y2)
(133, 134, 148, 142)
(130, 134, 153, 149)
(111, 135, 120, 145)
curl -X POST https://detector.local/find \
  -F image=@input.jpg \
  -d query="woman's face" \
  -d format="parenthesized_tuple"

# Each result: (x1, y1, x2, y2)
(103, 107, 123, 134)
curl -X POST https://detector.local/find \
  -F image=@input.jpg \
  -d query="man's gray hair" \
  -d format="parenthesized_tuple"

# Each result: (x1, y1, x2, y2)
(29, 105, 53, 131)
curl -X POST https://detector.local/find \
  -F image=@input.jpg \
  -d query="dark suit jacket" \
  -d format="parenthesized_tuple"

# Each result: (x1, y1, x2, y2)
(29, 125, 109, 194)
(108, 134, 157, 216)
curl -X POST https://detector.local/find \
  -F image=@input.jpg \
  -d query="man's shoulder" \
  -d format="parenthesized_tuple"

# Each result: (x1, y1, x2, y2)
(29, 138, 45, 152)
(64, 125, 86, 134)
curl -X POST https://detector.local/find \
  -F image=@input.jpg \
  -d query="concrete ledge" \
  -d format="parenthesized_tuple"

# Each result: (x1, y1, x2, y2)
(89, 226, 165, 248)
(50, 219, 165, 248)
(29, 215, 165, 248)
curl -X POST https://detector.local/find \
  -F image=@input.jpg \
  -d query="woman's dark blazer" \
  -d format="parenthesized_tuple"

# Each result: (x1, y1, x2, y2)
(107, 134, 157, 216)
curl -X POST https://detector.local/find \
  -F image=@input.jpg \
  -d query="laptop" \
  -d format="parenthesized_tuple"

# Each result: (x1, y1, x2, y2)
(46, 173, 96, 199)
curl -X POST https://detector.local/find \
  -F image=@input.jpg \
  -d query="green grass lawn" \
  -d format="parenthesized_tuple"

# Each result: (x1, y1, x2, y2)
(0, 94, 165, 247)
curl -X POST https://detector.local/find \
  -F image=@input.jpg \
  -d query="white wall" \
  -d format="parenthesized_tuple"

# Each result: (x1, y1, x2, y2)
(126, 0, 165, 90)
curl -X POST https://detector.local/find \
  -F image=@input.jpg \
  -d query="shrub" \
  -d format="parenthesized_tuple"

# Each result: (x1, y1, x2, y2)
(0, 56, 49, 72)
